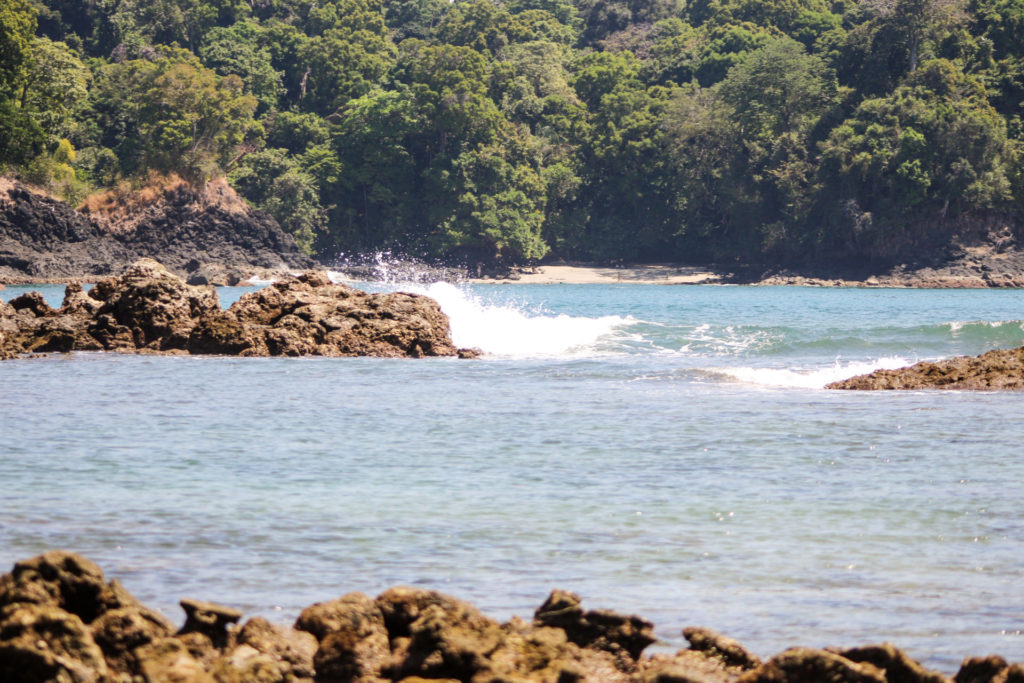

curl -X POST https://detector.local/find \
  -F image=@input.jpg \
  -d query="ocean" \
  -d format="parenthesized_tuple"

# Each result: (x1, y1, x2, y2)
(2, 279, 1023, 673)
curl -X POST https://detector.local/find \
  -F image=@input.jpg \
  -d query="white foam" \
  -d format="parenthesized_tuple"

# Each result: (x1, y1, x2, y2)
(405, 282, 631, 357)
(714, 357, 916, 389)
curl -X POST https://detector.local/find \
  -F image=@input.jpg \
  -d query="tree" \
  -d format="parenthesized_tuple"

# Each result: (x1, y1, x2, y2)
(817, 59, 1013, 258)
(862, 0, 966, 72)
(87, 51, 260, 181)
(229, 148, 327, 252)
(0, 0, 36, 96)
(199, 21, 283, 113)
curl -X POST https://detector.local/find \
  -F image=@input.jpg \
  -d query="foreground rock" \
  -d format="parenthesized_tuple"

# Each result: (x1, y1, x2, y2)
(827, 347, 1024, 390)
(0, 176, 315, 284)
(1, 259, 472, 359)
(0, 552, 1020, 683)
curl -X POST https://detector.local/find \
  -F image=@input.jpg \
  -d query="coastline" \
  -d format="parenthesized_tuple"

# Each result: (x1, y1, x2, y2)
(472, 264, 726, 285)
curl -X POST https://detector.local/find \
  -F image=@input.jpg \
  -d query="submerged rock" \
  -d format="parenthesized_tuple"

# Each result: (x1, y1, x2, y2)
(1, 258, 472, 360)
(1, 551, 1015, 682)
(827, 347, 1024, 390)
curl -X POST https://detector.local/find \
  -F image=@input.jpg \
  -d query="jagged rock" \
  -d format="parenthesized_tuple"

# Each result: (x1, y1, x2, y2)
(0, 550, 142, 623)
(737, 648, 888, 683)
(2, 259, 465, 360)
(534, 589, 657, 663)
(0, 603, 109, 683)
(956, 655, 1024, 683)
(214, 617, 317, 682)
(189, 271, 460, 358)
(134, 636, 214, 682)
(88, 258, 221, 351)
(374, 586, 505, 681)
(638, 650, 737, 683)
(179, 598, 243, 648)
(0, 176, 315, 283)
(836, 643, 948, 683)
(296, 592, 389, 681)
(8, 291, 55, 317)
(827, 347, 1024, 390)
(91, 604, 176, 676)
(684, 627, 761, 671)
(5, 552, 1022, 683)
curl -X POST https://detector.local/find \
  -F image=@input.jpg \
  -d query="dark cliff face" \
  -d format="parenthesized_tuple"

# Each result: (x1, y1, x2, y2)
(0, 178, 316, 283)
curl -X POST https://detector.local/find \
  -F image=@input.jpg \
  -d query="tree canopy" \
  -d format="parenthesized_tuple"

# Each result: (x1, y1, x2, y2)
(1, 0, 1021, 267)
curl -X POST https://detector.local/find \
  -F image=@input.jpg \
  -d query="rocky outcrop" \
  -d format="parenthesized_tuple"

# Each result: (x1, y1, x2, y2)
(827, 347, 1024, 390)
(1, 551, 1020, 683)
(0, 177, 315, 284)
(1, 258, 471, 359)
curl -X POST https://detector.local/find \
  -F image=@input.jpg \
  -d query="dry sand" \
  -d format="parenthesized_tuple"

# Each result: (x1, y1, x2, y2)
(474, 264, 724, 285)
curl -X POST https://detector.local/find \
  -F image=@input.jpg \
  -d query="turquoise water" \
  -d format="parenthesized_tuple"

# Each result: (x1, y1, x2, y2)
(2, 282, 1024, 672)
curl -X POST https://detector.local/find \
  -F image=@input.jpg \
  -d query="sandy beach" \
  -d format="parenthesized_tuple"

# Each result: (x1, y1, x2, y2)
(474, 264, 724, 284)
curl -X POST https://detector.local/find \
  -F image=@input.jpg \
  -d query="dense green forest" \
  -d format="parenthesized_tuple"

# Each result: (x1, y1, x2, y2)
(1, 0, 1022, 269)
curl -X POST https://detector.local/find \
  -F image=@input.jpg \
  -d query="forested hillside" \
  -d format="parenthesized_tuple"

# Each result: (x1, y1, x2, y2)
(1, 0, 1022, 270)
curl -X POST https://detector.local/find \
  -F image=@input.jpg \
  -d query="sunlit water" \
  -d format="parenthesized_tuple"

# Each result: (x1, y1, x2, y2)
(3, 281, 1024, 673)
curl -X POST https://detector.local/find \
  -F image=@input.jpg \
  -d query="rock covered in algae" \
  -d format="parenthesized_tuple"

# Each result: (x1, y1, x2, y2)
(2, 551, 1021, 683)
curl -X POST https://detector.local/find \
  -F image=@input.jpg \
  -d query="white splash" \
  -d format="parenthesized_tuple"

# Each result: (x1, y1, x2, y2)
(714, 357, 916, 389)
(408, 282, 631, 357)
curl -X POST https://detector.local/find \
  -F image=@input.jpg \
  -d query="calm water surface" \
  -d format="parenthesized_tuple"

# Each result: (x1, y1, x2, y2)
(2, 282, 1023, 673)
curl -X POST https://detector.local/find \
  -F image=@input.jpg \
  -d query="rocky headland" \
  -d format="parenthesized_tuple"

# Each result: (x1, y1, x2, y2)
(0, 259, 476, 360)
(827, 347, 1024, 390)
(0, 551, 1019, 683)
(0, 177, 315, 285)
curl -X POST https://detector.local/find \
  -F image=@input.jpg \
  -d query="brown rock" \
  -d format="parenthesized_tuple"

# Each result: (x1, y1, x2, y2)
(836, 643, 949, 683)
(375, 587, 503, 682)
(88, 258, 221, 351)
(955, 655, 1024, 683)
(684, 627, 761, 671)
(135, 636, 215, 683)
(737, 648, 887, 683)
(534, 589, 657, 663)
(639, 650, 737, 683)
(0, 603, 109, 683)
(228, 617, 317, 680)
(0, 550, 142, 623)
(827, 347, 1024, 390)
(61, 283, 102, 317)
(91, 604, 176, 676)
(179, 598, 243, 648)
(209, 275, 459, 358)
(8, 291, 56, 317)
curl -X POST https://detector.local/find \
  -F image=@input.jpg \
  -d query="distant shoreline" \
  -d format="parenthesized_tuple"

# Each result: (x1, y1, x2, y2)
(6, 260, 1024, 289)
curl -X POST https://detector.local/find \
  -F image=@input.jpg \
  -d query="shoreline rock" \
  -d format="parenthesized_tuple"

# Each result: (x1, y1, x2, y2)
(0, 177, 316, 285)
(827, 347, 1024, 390)
(1, 259, 479, 360)
(0, 551, 1019, 682)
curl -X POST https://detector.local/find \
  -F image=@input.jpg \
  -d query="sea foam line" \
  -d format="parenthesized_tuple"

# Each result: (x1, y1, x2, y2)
(712, 357, 916, 389)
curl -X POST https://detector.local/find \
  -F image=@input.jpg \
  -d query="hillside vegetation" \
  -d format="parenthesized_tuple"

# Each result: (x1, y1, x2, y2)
(1, 0, 1022, 270)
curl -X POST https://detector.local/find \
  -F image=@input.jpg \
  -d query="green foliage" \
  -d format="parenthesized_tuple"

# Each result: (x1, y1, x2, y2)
(818, 59, 1013, 256)
(87, 51, 260, 181)
(229, 147, 327, 252)
(6, 0, 1023, 266)
(199, 21, 283, 111)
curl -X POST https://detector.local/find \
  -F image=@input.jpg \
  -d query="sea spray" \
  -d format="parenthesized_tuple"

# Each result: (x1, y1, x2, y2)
(413, 282, 632, 357)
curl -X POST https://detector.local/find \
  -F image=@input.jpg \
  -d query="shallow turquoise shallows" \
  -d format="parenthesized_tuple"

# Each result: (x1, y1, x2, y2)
(3, 281, 1024, 673)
